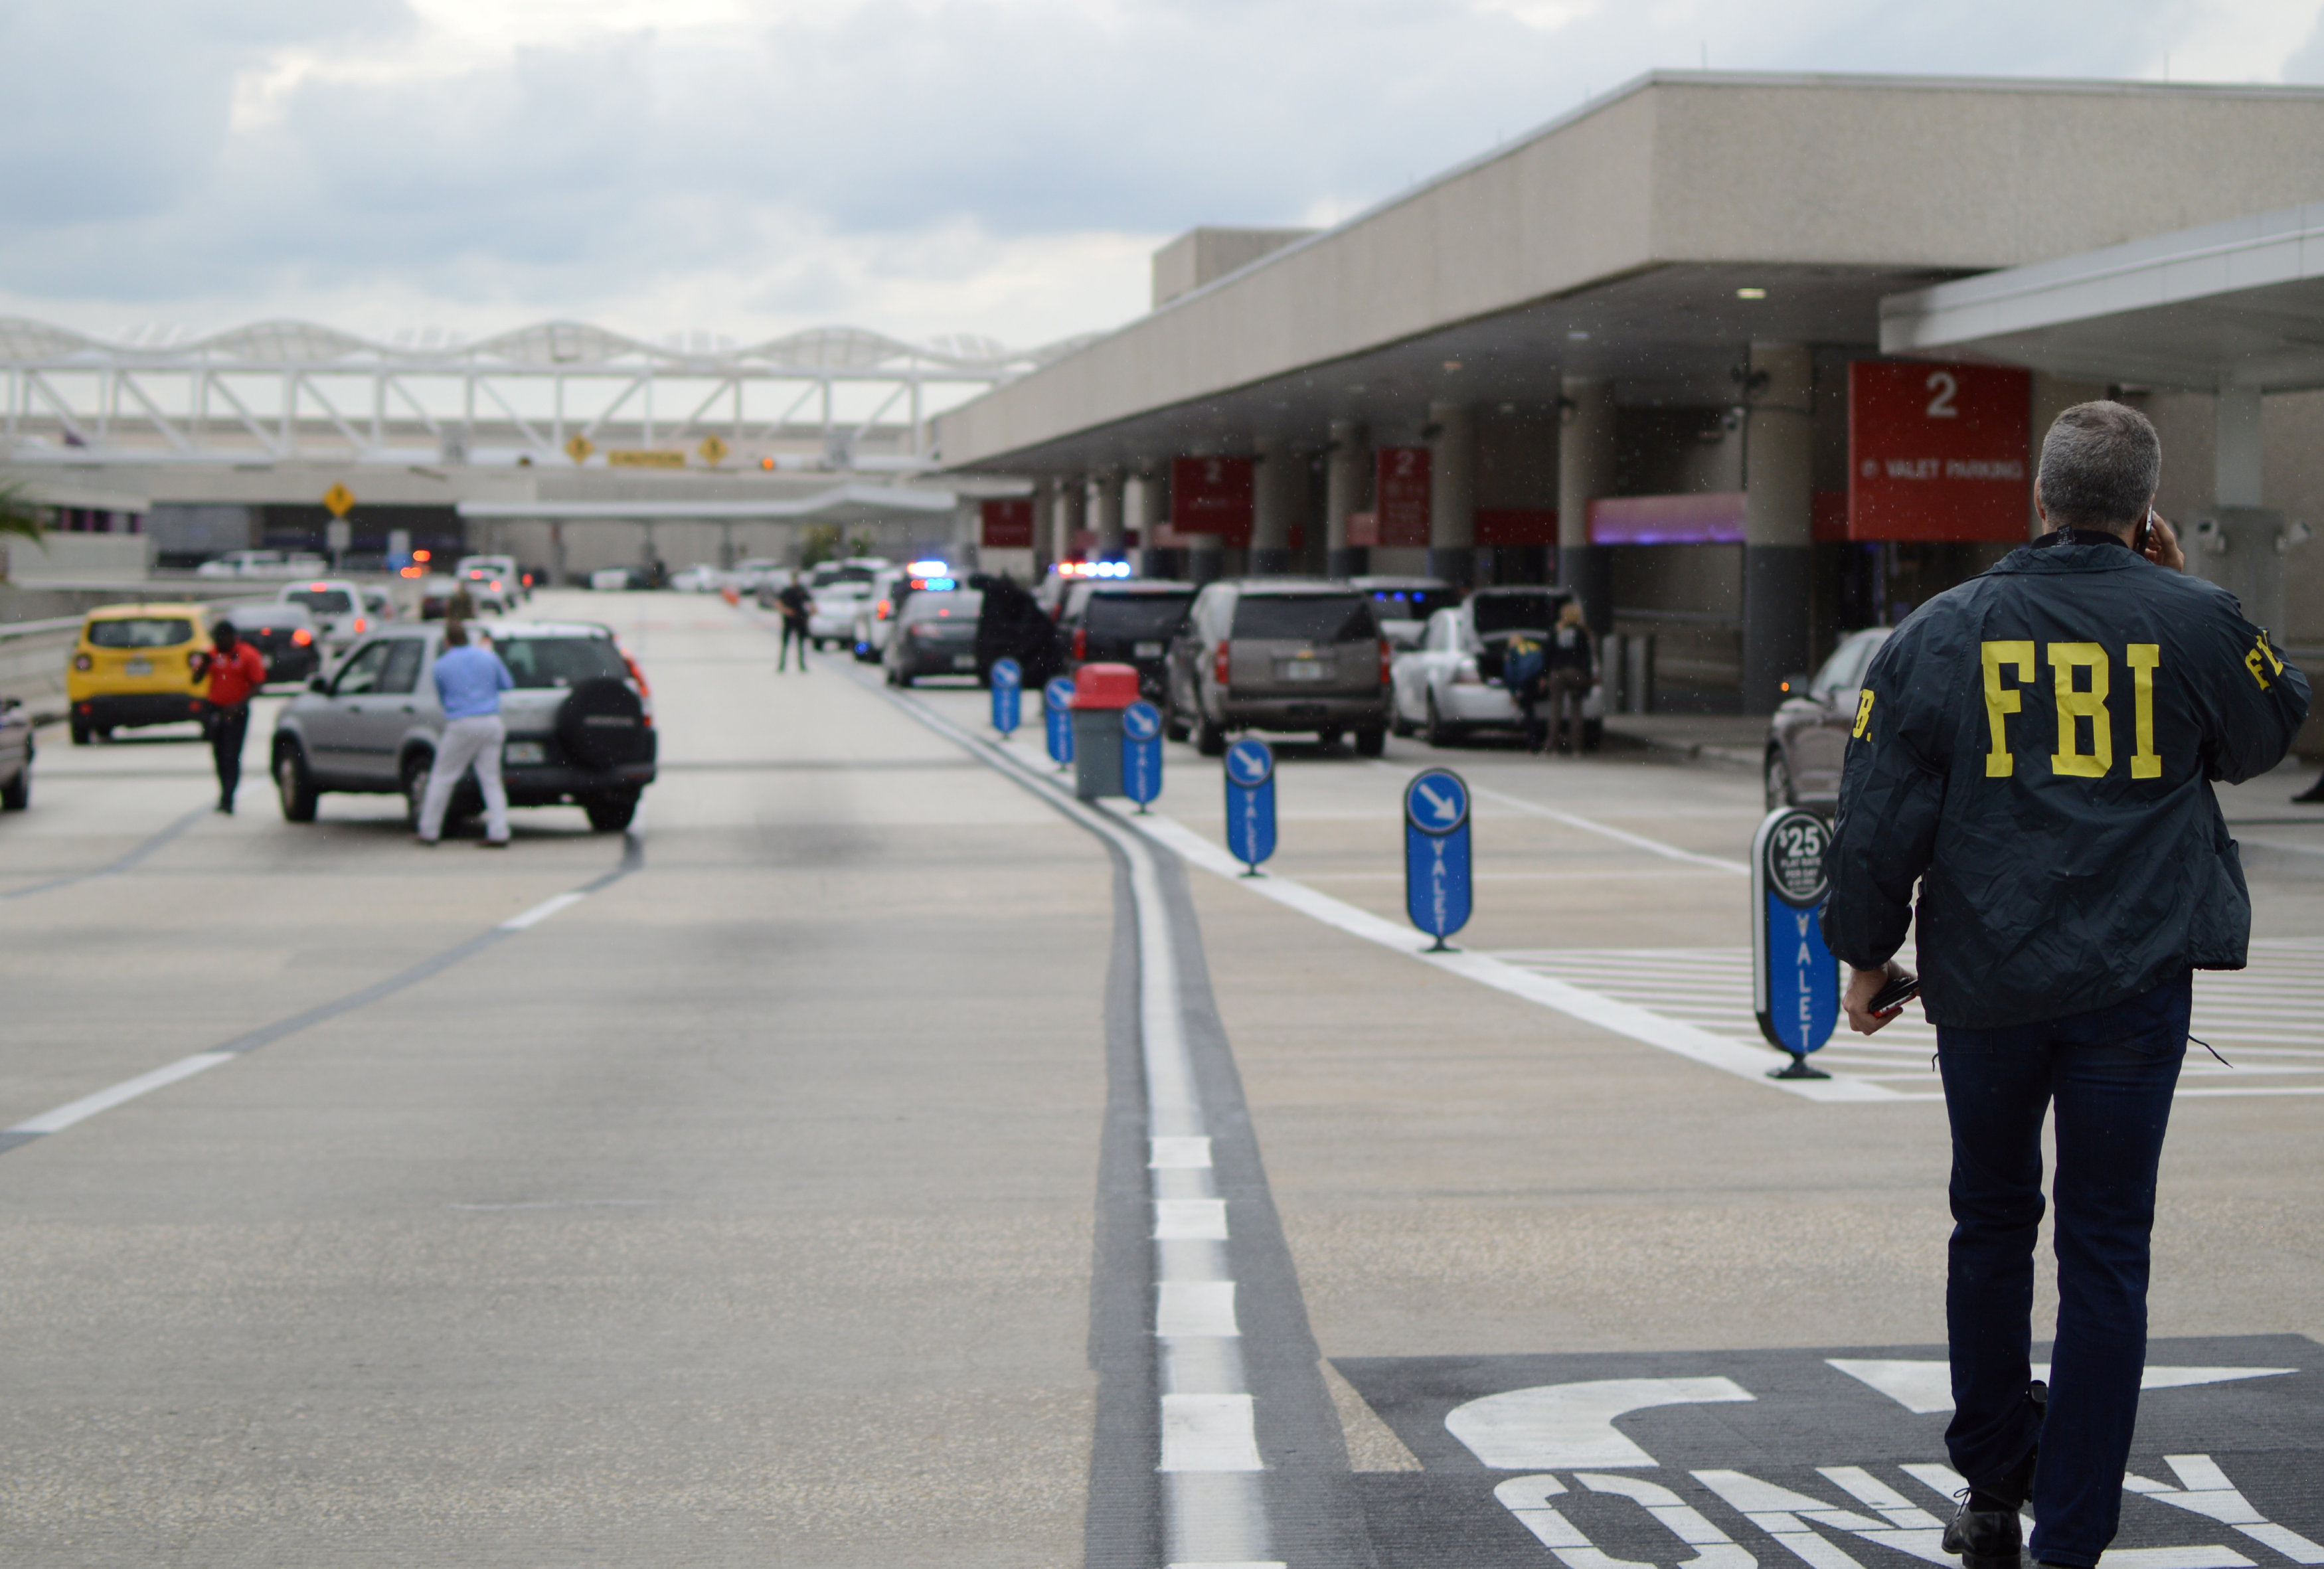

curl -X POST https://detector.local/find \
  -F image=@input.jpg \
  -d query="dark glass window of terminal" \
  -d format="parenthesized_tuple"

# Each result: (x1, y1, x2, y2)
(1470, 592, 1560, 637)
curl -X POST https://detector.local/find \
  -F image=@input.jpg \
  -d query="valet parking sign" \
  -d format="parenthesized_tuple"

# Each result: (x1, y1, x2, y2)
(1847, 361, 2031, 541)
(1404, 769, 1472, 951)
(1752, 807, 1840, 1079)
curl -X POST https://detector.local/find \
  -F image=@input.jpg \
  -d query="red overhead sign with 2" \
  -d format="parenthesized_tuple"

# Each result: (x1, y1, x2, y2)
(1171, 457, 1254, 546)
(1848, 361, 2031, 542)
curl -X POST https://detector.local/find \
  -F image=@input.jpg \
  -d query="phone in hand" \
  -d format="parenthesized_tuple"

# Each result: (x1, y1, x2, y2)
(1868, 971, 1920, 1015)
(2134, 509, 2153, 558)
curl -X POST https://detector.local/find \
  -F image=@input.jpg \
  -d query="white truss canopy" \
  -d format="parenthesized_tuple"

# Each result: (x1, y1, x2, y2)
(0, 317, 1090, 468)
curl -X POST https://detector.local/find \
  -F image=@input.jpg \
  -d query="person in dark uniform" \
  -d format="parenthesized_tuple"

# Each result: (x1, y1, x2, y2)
(1823, 402, 2309, 1569)
(775, 578, 813, 673)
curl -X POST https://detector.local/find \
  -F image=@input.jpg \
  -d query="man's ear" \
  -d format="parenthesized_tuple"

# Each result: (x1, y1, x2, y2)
(2033, 479, 2050, 527)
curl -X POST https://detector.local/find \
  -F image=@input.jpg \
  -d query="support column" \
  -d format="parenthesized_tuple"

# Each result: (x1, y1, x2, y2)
(1091, 471, 1127, 562)
(1252, 438, 1299, 575)
(2197, 385, 2286, 634)
(1325, 420, 1367, 578)
(1742, 343, 1815, 714)
(1129, 467, 1172, 578)
(1556, 378, 1617, 632)
(1428, 402, 1474, 584)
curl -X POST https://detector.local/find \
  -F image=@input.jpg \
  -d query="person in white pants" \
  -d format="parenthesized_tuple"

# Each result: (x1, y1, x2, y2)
(418, 619, 515, 847)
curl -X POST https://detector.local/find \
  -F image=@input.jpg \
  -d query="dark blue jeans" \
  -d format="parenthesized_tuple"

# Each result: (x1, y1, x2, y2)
(1937, 972, 2190, 1568)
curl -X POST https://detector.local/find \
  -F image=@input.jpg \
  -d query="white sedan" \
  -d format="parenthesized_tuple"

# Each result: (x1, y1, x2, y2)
(1390, 601, 1604, 748)
(807, 583, 871, 648)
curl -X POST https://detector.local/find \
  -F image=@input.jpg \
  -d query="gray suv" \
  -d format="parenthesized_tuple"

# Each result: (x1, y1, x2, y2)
(1165, 579, 1392, 756)
(270, 620, 657, 833)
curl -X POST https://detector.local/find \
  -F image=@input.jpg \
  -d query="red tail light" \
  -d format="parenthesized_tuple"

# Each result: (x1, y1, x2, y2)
(292, 628, 313, 646)
(1214, 641, 1231, 686)
(353, 617, 366, 634)
(1073, 625, 1088, 661)
(1379, 638, 1393, 686)
(623, 654, 651, 698)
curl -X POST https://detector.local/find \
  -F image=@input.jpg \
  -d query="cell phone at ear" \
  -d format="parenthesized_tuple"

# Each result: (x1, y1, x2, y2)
(1868, 971, 1921, 1014)
(2135, 511, 2153, 556)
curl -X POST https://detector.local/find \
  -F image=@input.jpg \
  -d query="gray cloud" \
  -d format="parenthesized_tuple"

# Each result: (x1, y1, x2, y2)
(0, 0, 2268, 333)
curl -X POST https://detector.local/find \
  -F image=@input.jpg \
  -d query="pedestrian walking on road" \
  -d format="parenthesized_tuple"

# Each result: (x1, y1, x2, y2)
(776, 580, 813, 673)
(416, 619, 514, 848)
(1544, 600, 1596, 754)
(202, 618, 267, 813)
(1823, 402, 2309, 1569)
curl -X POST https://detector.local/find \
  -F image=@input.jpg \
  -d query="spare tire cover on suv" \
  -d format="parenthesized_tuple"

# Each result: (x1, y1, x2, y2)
(556, 677, 651, 769)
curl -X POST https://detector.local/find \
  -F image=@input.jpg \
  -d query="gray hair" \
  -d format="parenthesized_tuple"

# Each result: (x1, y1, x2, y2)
(2036, 401, 2161, 530)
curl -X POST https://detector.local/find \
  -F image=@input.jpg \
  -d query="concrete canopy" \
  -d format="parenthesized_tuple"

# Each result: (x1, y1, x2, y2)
(457, 482, 959, 525)
(937, 72, 2324, 476)
(1880, 203, 2324, 394)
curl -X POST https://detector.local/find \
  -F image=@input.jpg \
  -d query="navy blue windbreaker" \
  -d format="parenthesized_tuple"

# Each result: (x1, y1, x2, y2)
(1821, 533, 2309, 1028)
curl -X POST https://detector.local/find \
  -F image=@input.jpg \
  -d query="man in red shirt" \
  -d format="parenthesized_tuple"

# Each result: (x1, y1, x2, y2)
(203, 618, 267, 813)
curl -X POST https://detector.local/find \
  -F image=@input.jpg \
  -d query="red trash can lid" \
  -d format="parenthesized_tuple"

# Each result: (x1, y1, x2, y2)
(1070, 663, 1141, 709)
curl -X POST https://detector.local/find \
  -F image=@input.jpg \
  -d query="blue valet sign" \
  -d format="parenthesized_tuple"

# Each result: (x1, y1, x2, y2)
(1752, 806, 1839, 1080)
(989, 657, 1021, 736)
(1121, 701, 1162, 813)
(1223, 738, 1276, 875)
(1403, 768, 1472, 951)
(1043, 677, 1075, 770)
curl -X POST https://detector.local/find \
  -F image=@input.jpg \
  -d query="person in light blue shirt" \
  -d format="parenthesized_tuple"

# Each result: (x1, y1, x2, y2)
(417, 620, 517, 846)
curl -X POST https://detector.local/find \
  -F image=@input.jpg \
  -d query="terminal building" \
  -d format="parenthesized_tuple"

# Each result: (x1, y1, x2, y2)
(935, 72, 2324, 713)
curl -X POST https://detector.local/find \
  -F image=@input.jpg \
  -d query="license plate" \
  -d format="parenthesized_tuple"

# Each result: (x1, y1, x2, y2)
(952, 655, 975, 669)
(124, 657, 153, 677)
(1134, 641, 1164, 659)
(1280, 661, 1329, 681)
(503, 740, 546, 766)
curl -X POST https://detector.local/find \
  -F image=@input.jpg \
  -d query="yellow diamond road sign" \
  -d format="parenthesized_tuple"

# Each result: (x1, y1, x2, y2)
(698, 434, 730, 465)
(322, 483, 356, 518)
(565, 434, 596, 465)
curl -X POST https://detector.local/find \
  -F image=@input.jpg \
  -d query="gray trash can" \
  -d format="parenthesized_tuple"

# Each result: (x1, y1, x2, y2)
(1071, 663, 1139, 801)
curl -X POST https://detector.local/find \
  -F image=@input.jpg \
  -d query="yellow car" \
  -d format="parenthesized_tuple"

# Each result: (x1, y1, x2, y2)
(66, 602, 214, 746)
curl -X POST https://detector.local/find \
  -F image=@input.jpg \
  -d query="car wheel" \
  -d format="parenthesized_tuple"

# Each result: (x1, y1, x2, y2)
(69, 720, 90, 747)
(1391, 704, 1416, 738)
(1765, 749, 1795, 811)
(1163, 708, 1190, 744)
(584, 791, 639, 833)
(898, 669, 916, 689)
(0, 765, 28, 811)
(1425, 693, 1459, 748)
(1354, 726, 1386, 758)
(274, 745, 317, 823)
(1195, 715, 1227, 757)
(402, 753, 434, 830)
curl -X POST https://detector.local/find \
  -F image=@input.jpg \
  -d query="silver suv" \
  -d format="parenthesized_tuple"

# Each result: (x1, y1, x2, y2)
(270, 619, 657, 833)
(1165, 579, 1392, 756)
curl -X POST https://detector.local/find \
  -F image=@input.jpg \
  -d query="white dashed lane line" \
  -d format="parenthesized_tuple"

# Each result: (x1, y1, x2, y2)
(0, 836, 643, 1158)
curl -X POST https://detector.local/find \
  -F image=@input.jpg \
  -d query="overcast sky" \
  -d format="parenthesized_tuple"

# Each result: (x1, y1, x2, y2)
(6, 0, 2324, 351)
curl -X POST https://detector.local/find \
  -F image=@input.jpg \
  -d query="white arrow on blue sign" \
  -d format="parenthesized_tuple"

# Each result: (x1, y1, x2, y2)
(1403, 768, 1472, 949)
(989, 657, 1022, 735)
(1043, 677, 1075, 767)
(1121, 700, 1162, 810)
(1224, 737, 1276, 872)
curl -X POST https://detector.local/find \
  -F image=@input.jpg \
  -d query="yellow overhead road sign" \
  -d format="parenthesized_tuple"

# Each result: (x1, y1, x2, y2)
(565, 434, 596, 464)
(698, 434, 730, 465)
(608, 449, 686, 469)
(322, 483, 356, 517)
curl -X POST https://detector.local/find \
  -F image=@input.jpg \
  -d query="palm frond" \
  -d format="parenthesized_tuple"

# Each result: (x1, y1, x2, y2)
(0, 483, 48, 547)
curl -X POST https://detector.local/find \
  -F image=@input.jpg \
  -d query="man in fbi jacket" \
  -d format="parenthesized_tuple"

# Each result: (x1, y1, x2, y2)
(1821, 402, 2309, 1569)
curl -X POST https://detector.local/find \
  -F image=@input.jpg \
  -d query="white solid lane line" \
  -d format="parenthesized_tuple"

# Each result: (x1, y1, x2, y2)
(1132, 811, 1900, 1105)
(1411, 766, 1751, 874)
(7, 1052, 237, 1136)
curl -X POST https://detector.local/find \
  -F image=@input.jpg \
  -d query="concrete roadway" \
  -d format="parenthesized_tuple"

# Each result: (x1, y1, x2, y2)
(0, 590, 2319, 1565)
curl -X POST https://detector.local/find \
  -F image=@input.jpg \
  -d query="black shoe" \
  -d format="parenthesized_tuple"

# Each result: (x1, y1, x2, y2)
(1942, 1497, 2023, 1569)
(2295, 780, 2324, 803)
